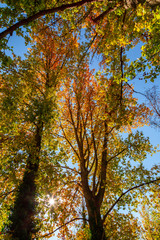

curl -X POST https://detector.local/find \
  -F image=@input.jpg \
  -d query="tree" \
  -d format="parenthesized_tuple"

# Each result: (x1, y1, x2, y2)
(0, 19, 74, 239)
(57, 47, 159, 239)
(139, 183, 160, 240)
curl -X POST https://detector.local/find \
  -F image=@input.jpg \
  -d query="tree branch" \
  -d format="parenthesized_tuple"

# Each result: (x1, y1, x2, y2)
(92, 5, 119, 23)
(92, 130, 98, 193)
(96, 120, 108, 205)
(1, 0, 160, 40)
(53, 165, 81, 175)
(38, 217, 89, 238)
(0, 189, 15, 199)
(60, 122, 80, 160)
(0, 0, 97, 39)
(107, 148, 127, 164)
(103, 178, 160, 222)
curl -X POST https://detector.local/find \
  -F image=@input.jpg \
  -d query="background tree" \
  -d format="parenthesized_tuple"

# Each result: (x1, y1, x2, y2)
(134, 86, 160, 240)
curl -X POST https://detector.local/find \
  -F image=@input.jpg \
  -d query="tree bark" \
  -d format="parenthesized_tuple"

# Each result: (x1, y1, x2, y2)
(9, 123, 43, 240)
(80, 163, 107, 239)
(86, 198, 107, 240)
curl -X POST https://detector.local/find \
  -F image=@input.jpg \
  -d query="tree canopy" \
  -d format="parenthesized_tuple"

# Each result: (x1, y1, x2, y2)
(0, 1, 160, 240)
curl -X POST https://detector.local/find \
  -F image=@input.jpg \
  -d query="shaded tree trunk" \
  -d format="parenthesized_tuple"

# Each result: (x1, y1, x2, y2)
(86, 199, 107, 240)
(9, 123, 43, 240)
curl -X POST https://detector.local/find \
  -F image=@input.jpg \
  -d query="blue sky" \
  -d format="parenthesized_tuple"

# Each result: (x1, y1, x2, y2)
(5, 31, 160, 239)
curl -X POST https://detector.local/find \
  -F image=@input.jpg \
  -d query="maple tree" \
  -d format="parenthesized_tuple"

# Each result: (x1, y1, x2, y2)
(0, 29, 159, 240)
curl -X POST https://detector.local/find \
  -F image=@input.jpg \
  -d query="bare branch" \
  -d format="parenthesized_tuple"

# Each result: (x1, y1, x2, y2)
(126, 82, 147, 98)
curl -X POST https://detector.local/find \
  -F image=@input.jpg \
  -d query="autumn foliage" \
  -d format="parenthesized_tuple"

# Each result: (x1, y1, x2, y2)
(0, 1, 160, 240)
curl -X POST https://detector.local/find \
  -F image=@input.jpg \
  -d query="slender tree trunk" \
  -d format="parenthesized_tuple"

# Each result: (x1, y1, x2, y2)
(9, 123, 43, 240)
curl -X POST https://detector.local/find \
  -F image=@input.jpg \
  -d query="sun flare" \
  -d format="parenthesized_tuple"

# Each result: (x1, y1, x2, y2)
(48, 197, 55, 206)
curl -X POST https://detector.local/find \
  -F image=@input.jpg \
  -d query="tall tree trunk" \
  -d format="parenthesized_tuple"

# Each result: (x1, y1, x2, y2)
(9, 123, 43, 240)
(86, 199, 107, 240)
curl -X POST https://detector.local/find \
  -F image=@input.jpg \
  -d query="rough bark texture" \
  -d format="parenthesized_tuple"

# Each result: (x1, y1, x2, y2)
(9, 124, 43, 240)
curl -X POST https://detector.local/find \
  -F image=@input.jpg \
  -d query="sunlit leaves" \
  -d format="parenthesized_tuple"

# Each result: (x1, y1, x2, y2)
(139, 183, 160, 240)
